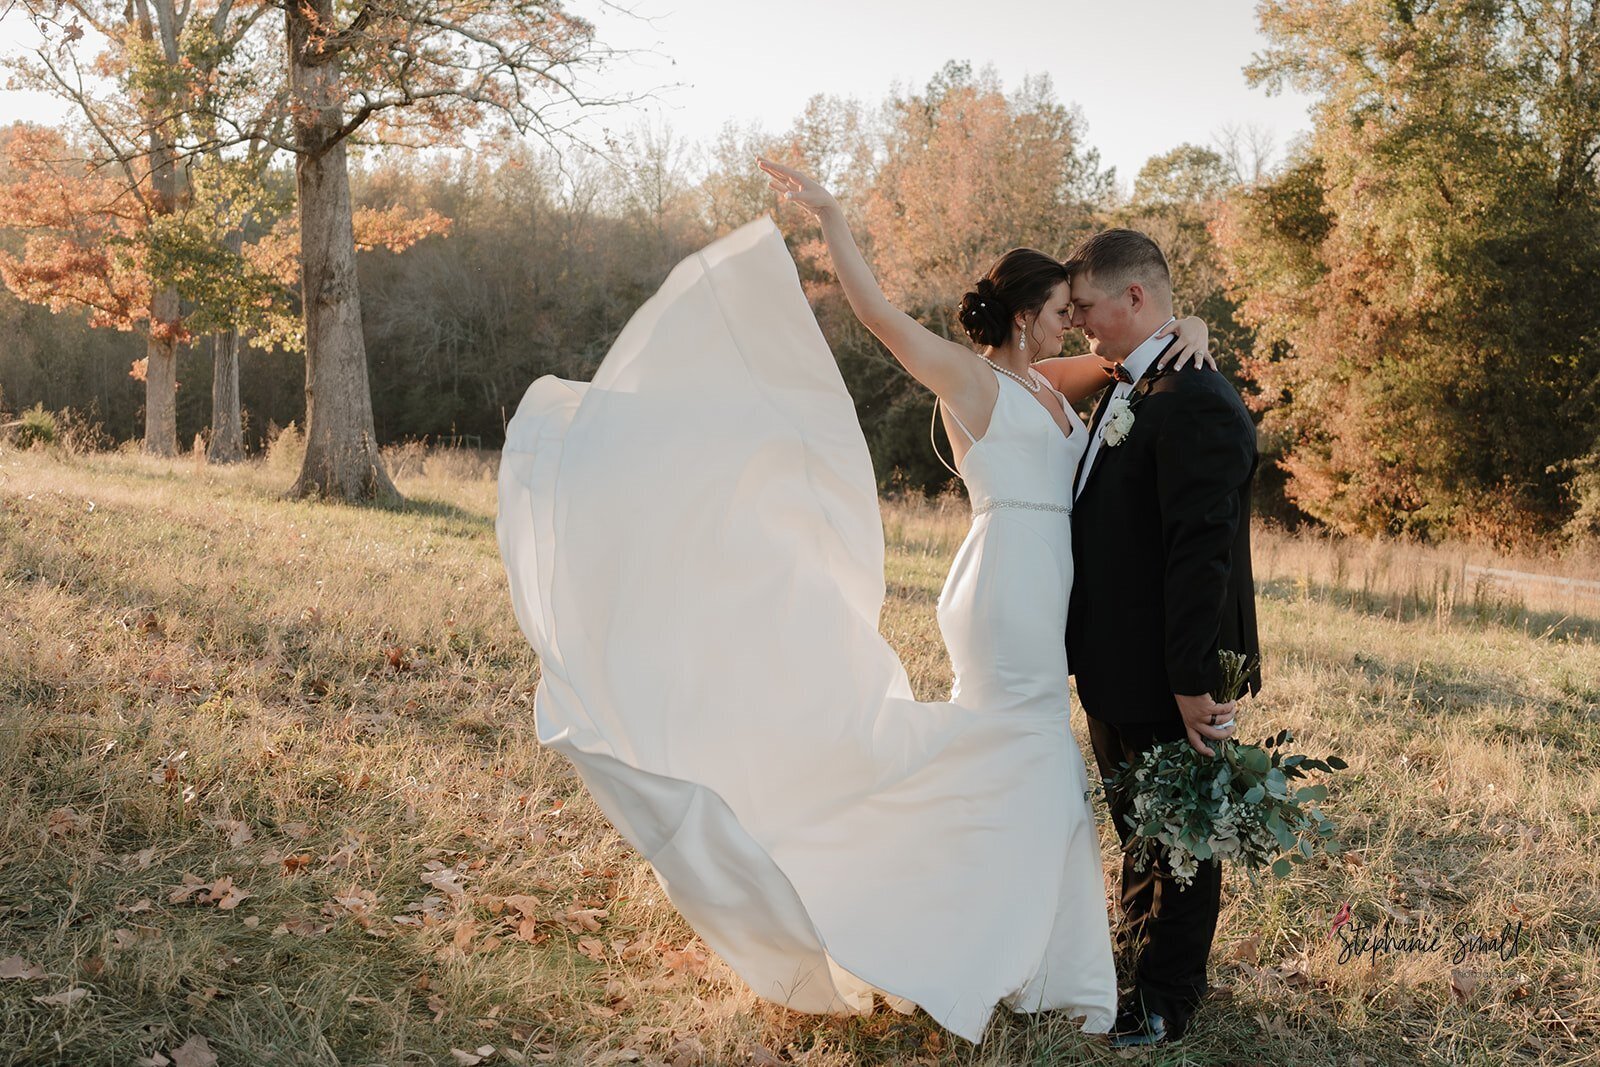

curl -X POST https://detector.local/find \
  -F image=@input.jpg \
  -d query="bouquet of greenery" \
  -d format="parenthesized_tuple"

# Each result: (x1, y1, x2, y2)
(1109, 651, 1347, 887)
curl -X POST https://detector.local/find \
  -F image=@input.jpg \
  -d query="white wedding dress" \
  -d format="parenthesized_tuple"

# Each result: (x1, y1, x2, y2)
(496, 217, 1116, 1042)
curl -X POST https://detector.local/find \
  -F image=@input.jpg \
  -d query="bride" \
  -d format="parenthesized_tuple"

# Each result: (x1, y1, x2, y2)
(495, 159, 1212, 1043)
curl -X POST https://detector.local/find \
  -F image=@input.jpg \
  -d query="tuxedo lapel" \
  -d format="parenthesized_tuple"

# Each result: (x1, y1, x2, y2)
(1085, 382, 1117, 438)
(1076, 398, 1121, 499)
(1075, 337, 1181, 500)
(1074, 385, 1117, 493)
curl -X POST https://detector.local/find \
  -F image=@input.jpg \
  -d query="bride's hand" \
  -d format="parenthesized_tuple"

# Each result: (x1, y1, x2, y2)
(757, 158, 838, 219)
(1155, 316, 1216, 372)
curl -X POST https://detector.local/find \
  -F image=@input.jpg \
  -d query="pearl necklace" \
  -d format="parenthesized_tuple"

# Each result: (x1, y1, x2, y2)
(980, 355, 1041, 393)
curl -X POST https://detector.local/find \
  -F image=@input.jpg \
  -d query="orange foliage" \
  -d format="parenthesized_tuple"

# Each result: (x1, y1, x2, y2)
(242, 205, 452, 287)
(0, 124, 150, 332)
(353, 205, 453, 253)
(127, 356, 180, 389)
(858, 74, 1100, 313)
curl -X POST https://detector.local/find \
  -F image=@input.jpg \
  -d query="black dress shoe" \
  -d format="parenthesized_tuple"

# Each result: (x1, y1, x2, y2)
(1110, 1004, 1146, 1036)
(1109, 1010, 1171, 1047)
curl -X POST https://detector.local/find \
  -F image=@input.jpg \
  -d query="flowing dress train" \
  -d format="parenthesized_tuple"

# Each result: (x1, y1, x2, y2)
(496, 217, 1115, 1042)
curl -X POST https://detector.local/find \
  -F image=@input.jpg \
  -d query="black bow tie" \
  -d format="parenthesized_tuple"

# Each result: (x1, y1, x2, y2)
(1100, 360, 1133, 385)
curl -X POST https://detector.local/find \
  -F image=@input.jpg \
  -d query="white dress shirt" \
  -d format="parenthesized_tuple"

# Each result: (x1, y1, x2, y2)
(1074, 317, 1176, 499)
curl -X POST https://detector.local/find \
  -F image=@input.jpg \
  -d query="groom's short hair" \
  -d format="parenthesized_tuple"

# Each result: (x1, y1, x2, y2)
(1063, 229, 1171, 299)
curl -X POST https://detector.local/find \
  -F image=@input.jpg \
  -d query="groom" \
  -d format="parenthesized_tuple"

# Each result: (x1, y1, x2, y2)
(1063, 229, 1261, 1047)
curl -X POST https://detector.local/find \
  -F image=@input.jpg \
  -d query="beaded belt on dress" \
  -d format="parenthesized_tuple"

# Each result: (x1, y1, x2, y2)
(972, 499, 1072, 517)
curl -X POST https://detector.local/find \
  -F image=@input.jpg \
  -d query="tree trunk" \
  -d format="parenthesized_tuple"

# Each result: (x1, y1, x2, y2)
(207, 328, 244, 462)
(141, 129, 179, 456)
(142, 301, 179, 455)
(137, 0, 181, 457)
(285, 0, 399, 504)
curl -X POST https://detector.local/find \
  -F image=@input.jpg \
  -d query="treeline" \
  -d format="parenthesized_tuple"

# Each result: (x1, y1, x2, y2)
(353, 63, 1144, 495)
(6, 12, 1600, 545)
(1218, 0, 1600, 543)
(1, 63, 1140, 489)
(3, 63, 1262, 490)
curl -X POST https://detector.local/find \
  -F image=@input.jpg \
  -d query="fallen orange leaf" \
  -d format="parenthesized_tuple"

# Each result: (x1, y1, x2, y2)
(562, 907, 607, 933)
(169, 873, 207, 904)
(169, 1034, 219, 1067)
(0, 955, 45, 980)
(502, 894, 541, 919)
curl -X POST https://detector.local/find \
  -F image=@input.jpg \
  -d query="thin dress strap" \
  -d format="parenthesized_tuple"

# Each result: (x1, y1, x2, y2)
(929, 396, 977, 478)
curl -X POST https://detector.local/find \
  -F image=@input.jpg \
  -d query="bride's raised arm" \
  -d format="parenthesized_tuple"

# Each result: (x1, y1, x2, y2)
(757, 158, 990, 410)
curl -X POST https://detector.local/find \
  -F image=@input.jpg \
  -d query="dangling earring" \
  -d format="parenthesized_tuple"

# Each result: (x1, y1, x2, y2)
(1018, 324, 1026, 352)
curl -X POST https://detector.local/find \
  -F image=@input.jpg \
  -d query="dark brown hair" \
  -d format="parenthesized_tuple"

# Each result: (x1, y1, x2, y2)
(1062, 228, 1171, 298)
(956, 248, 1069, 348)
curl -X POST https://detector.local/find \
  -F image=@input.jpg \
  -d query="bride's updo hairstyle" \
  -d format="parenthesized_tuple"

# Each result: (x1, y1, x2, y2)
(956, 249, 1070, 349)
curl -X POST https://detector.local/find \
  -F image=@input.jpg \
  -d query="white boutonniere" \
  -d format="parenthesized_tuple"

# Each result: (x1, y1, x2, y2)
(1102, 396, 1136, 446)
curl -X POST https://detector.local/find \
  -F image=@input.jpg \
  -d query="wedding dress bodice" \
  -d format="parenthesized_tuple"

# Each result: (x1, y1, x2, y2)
(955, 371, 1088, 514)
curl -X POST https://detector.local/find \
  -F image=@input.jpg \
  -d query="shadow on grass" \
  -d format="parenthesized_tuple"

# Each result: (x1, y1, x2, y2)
(394, 495, 494, 536)
(0, 745, 561, 1065)
(0, 491, 520, 694)
(1346, 650, 1541, 714)
(1257, 576, 1600, 644)
(250, 481, 495, 536)
(1280, 633, 1599, 742)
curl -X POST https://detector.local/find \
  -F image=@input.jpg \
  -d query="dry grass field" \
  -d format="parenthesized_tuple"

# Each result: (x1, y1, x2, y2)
(1, 443, 1597, 1066)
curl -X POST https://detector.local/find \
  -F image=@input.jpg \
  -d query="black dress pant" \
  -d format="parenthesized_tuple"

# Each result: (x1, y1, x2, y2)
(1086, 713, 1222, 1037)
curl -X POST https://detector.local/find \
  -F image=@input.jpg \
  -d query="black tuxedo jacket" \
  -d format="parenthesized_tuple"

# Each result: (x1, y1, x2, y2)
(1067, 346, 1262, 724)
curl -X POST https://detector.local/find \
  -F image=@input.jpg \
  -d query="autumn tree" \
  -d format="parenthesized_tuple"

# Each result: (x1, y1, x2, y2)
(182, 18, 291, 462)
(861, 63, 1109, 313)
(228, 0, 635, 504)
(0, 125, 153, 392)
(607, 122, 703, 278)
(700, 122, 784, 238)
(0, 125, 283, 458)
(849, 63, 1110, 490)
(149, 156, 447, 457)
(696, 67, 1112, 491)
(350, 142, 688, 442)
(0, 0, 283, 455)
(1122, 144, 1237, 334)
(1, 0, 317, 462)
(1218, 0, 1600, 541)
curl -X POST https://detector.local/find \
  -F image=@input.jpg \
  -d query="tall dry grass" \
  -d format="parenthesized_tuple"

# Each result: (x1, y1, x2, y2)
(0, 448, 1596, 1066)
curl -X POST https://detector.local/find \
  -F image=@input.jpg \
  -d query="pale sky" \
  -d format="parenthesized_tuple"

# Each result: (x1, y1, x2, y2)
(580, 0, 1315, 185)
(0, 0, 1313, 185)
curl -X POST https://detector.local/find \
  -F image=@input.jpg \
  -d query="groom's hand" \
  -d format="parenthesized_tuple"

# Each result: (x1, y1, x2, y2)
(1175, 692, 1237, 757)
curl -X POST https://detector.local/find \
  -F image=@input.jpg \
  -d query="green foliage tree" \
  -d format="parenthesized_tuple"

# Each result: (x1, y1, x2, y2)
(1117, 143, 1287, 518)
(1219, 0, 1600, 541)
